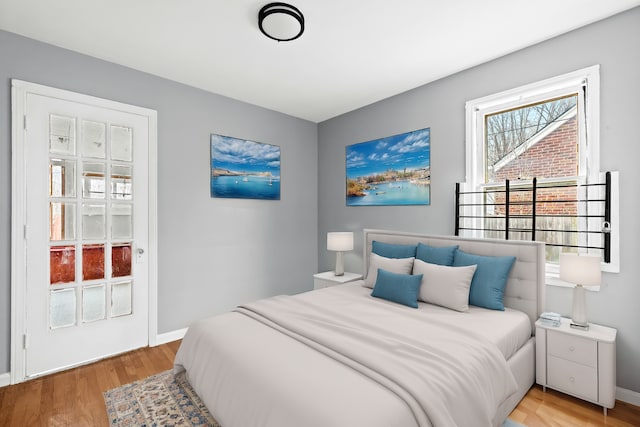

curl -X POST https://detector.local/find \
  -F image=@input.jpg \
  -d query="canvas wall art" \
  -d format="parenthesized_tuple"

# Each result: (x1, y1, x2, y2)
(346, 127, 430, 206)
(210, 134, 281, 200)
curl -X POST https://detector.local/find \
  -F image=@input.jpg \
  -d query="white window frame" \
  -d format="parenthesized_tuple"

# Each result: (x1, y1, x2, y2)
(464, 65, 619, 276)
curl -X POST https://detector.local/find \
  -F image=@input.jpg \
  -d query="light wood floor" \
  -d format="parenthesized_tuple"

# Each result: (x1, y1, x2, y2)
(0, 341, 180, 426)
(0, 340, 638, 426)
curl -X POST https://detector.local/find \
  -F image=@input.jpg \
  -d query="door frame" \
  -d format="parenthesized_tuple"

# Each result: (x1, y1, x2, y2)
(10, 79, 158, 384)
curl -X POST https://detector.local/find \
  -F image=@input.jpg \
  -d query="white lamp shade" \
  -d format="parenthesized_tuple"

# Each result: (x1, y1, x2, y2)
(559, 253, 602, 286)
(261, 12, 301, 40)
(327, 232, 354, 252)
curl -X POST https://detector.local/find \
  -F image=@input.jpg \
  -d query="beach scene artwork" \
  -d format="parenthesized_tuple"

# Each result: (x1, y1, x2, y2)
(210, 134, 281, 200)
(346, 128, 430, 206)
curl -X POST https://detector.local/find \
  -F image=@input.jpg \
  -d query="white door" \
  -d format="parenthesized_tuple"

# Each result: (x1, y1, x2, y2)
(12, 81, 157, 379)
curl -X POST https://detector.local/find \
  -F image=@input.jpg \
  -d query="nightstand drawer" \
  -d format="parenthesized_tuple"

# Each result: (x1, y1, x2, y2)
(547, 355, 598, 402)
(547, 330, 597, 367)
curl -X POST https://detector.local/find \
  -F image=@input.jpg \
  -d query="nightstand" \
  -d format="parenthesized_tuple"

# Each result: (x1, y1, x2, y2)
(535, 317, 617, 415)
(313, 271, 362, 290)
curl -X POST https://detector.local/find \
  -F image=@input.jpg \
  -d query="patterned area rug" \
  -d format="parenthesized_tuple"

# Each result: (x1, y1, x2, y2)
(105, 369, 525, 427)
(103, 370, 220, 426)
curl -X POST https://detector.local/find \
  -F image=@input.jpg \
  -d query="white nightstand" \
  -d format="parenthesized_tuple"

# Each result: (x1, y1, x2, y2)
(535, 317, 617, 415)
(313, 271, 362, 290)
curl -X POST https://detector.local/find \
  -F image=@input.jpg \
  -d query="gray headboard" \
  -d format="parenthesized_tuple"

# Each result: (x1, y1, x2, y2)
(363, 229, 546, 329)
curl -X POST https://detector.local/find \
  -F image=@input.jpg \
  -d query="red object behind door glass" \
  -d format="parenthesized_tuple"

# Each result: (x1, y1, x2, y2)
(82, 244, 105, 281)
(112, 244, 132, 277)
(50, 246, 75, 284)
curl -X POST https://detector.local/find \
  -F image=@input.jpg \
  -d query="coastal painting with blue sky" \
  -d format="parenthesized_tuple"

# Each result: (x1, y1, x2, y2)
(346, 127, 430, 206)
(210, 133, 281, 200)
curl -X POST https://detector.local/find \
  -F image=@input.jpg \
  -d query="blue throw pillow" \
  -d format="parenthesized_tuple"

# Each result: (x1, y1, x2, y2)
(452, 249, 516, 311)
(371, 268, 423, 308)
(416, 243, 459, 266)
(372, 241, 417, 259)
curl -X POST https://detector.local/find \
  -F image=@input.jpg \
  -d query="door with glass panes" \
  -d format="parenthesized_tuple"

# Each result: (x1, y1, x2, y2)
(23, 88, 151, 378)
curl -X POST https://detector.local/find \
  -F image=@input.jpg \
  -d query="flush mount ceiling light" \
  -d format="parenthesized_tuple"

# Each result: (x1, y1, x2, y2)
(258, 3, 305, 42)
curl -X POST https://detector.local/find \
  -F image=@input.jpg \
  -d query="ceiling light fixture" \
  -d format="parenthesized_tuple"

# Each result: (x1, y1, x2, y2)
(258, 3, 304, 42)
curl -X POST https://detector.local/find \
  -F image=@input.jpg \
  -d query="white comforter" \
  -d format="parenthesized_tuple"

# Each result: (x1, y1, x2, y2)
(174, 284, 518, 427)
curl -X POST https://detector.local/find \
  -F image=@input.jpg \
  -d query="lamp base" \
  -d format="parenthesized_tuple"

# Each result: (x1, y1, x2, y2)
(334, 251, 344, 276)
(571, 284, 589, 331)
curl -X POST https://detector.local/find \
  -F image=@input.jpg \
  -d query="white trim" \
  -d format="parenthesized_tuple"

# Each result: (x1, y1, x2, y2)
(465, 65, 600, 189)
(463, 66, 619, 272)
(0, 372, 10, 388)
(147, 106, 159, 346)
(11, 81, 28, 385)
(10, 79, 158, 384)
(617, 386, 640, 407)
(156, 328, 188, 345)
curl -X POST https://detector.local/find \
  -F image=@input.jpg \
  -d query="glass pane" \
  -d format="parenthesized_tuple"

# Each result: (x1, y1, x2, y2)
(81, 120, 106, 159)
(50, 245, 76, 284)
(49, 115, 76, 155)
(485, 94, 578, 183)
(50, 288, 76, 329)
(111, 165, 132, 200)
(111, 281, 132, 317)
(82, 203, 106, 240)
(111, 125, 132, 161)
(82, 244, 105, 281)
(50, 202, 76, 241)
(49, 159, 76, 197)
(82, 284, 106, 322)
(112, 243, 132, 278)
(112, 204, 132, 239)
(82, 163, 106, 199)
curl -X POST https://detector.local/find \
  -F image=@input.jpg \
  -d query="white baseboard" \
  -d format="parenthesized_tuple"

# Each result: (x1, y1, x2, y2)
(155, 327, 188, 346)
(0, 372, 11, 388)
(617, 386, 640, 407)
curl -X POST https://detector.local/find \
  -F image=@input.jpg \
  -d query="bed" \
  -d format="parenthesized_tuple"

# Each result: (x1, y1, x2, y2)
(174, 229, 546, 427)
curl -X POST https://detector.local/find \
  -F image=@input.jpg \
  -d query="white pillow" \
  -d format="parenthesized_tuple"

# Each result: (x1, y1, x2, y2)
(364, 253, 415, 288)
(412, 259, 477, 312)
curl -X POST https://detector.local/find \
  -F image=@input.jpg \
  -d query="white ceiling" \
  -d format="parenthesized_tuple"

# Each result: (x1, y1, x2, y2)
(1, 0, 639, 123)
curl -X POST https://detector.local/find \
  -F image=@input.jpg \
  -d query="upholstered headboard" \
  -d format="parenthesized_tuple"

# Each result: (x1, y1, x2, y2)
(363, 229, 546, 329)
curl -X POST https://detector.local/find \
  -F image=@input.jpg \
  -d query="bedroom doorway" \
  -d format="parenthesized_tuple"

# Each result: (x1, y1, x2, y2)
(11, 80, 158, 382)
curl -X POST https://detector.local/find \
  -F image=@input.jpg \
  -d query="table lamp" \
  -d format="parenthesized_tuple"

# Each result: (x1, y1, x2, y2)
(327, 232, 353, 276)
(559, 252, 601, 330)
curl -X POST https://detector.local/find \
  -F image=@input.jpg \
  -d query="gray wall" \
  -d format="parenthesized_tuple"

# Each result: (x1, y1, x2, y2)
(318, 8, 640, 393)
(0, 30, 318, 374)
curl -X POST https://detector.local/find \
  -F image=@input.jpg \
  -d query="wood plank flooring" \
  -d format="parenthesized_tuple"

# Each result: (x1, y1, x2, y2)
(511, 385, 640, 426)
(0, 340, 638, 426)
(0, 341, 180, 426)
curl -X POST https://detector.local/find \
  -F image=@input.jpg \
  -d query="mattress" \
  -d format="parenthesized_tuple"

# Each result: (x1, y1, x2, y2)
(328, 282, 532, 361)
(175, 282, 529, 427)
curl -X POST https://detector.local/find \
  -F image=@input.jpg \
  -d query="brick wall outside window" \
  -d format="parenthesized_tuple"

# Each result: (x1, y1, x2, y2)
(492, 116, 578, 217)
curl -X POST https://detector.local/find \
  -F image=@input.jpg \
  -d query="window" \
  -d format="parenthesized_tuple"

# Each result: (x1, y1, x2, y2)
(463, 65, 619, 274)
(485, 94, 578, 183)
